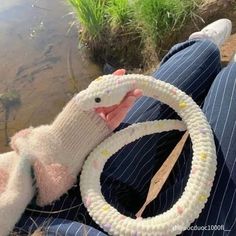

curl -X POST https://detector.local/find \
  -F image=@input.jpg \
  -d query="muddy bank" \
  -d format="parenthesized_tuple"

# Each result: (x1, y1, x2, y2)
(0, 0, 102, 153)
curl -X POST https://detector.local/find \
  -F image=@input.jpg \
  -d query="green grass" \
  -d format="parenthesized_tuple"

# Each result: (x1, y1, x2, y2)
(132, 0, 199, 65)
(135, 0, 189, 38)
(68, 0, 200, 68)
(106, 0, 133, 30)
(68, 0, 106, 40)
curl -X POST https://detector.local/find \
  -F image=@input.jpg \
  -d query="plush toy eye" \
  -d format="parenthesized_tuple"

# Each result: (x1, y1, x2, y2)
(95, 97, 101, 103)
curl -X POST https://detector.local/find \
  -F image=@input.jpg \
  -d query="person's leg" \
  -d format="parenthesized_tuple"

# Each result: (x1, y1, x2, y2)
(101, 38, 222, 214)
(146, 61, 236, 236)
(146, 61, 236, 235)
(183, 61, 236, 236)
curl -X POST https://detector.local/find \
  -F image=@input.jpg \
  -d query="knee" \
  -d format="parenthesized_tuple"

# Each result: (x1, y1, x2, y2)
(161, 39, 220, 69)
(196, 39, 220, 63)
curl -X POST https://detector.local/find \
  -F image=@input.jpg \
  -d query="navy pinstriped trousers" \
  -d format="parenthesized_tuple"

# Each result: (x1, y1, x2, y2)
(15, 39, 236, 236)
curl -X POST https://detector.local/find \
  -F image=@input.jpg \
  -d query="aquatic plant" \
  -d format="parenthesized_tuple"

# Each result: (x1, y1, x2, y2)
(0, 91, 21, 146)
(0, 91, 21, 109)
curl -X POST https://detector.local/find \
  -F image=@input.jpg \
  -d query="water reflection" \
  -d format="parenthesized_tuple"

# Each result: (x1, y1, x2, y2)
(0, 0, 102, 153)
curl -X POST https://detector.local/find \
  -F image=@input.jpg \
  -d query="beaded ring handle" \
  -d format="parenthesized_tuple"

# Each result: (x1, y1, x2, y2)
(77, 74, 217, 236)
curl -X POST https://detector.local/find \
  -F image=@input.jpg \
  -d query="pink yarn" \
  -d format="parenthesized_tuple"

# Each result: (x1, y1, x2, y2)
(0, 169, 9, 193)
(33, 160, 76, 206)
(84, 196, 91, 207)
(92, 159, 99, 170)
(192, 166, 198, 174)
(177, 206, 184, 215)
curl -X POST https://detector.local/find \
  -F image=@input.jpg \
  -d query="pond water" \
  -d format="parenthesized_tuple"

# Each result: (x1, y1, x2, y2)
(0, 0, 102, 153)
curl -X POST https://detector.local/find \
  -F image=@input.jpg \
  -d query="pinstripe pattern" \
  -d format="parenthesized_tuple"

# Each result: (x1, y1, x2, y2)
(196, 63, 236, 236)
(14, 39, 236, 235)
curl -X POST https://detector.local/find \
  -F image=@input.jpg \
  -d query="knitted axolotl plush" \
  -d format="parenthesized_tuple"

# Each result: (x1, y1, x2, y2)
(0, 72, 139, 235)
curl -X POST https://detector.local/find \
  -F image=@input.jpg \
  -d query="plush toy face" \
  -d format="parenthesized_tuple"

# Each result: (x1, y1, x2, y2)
(75, 75, 135, 110)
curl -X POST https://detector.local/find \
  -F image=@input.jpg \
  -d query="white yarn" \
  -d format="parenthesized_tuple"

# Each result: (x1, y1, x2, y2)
(79, 74, 217, 236)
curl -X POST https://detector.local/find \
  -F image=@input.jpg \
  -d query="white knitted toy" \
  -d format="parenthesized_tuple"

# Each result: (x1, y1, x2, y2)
(0, 74, 216, 236)
(77, 74, 217, 236)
